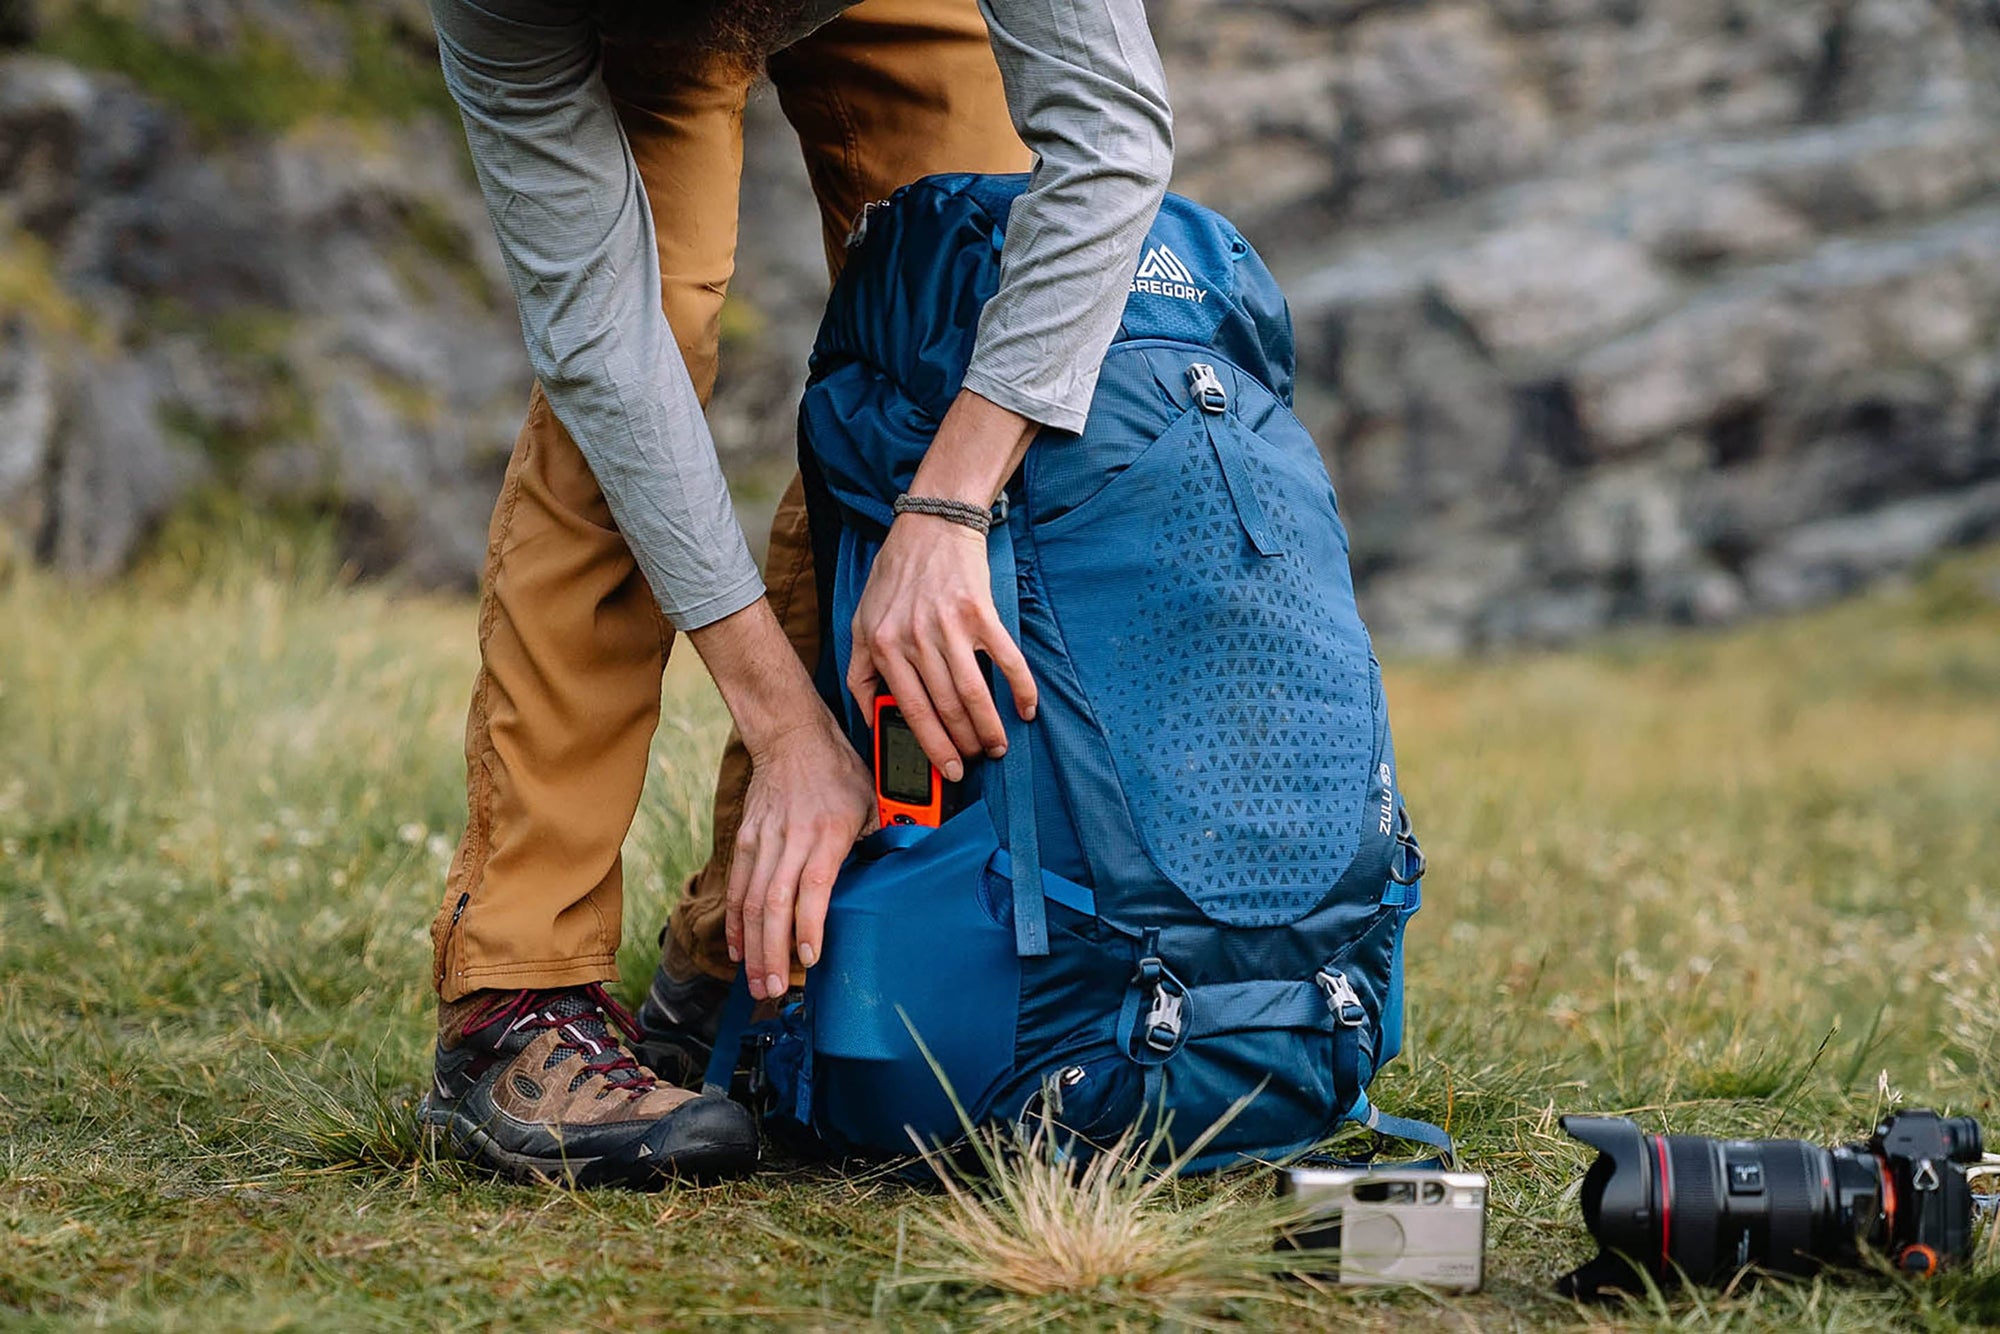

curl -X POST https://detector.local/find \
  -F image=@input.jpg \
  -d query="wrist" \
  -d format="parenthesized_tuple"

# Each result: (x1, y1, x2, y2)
(910, 389, 1038, 506)
(686, 601, 829, 761)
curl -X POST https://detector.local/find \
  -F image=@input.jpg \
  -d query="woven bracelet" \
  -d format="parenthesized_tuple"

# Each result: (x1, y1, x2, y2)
(892, 493, 996, 535)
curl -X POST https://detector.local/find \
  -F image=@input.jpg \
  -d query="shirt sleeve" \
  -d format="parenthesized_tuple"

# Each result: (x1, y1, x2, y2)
(427, 0, 765, 631)
(965, 0, 1174, 435)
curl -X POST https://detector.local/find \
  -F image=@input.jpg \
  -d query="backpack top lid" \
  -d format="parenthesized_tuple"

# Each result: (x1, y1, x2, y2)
(806, 174, 1297, 523)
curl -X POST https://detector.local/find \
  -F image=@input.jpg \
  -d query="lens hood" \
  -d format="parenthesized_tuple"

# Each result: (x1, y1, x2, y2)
(1558, 1115, 1655, 1299)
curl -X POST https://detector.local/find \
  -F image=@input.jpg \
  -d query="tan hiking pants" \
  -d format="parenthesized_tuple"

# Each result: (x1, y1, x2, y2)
(431, 0, 1031, 1001)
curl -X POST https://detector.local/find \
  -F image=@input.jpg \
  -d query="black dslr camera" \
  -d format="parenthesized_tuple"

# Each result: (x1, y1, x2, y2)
(1559, 1109, 1986, 1298)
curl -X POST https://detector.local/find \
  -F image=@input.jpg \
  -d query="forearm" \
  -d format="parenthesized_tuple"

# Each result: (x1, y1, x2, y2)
(686, 599, 830, 760)
(430, 0, 764, 632)
(969, 0, 1173, 433)
(907, 390, 1039, 508)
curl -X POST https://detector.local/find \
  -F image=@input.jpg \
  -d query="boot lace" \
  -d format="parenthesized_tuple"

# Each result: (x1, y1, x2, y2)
(465, 983, 658, 1097)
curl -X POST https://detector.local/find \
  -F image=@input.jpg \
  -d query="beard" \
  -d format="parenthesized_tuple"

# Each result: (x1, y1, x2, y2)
(590, 0, 823, 60)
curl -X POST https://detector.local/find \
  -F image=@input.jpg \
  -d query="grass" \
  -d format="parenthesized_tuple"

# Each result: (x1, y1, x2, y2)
(1, 533, 1998, 1330)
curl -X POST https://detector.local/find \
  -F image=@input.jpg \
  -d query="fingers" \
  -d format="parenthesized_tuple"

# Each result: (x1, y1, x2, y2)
(917, 633, 993, 759)
(723, 705, 877, 1003)
(792, 828, 849, 973)
(876, 652, 963, 782)
(750, 835, 812, 1000)
(724, 824, 755, 966)
(845, 637, 882, 717)
(736, 825, 782, 998)
(981, 610, 1039, 722)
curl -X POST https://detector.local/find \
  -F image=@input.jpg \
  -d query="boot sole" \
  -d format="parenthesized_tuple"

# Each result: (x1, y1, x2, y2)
(417, 1095, 758, 1188)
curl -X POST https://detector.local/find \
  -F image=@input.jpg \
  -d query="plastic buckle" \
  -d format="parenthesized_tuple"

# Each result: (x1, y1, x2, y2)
(1132, 943, 1188, 1058)
(1187, 362, 1229, 414)
(1389, 806, 1427, 886)
(1316, 969, 1368, 1027)
(990, 491, 1010, 524)
(1144, 985, 1185, 1055)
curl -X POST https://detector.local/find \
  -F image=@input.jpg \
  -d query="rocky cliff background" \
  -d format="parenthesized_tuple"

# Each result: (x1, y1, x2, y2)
(4, 0, 1999, 650)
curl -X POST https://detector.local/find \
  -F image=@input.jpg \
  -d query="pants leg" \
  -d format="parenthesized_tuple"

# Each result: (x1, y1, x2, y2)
(431, 51, 754, 1001)
(667, 0, 1033, 982)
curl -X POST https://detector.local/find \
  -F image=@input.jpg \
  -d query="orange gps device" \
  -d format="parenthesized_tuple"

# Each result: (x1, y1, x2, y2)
(873, 695, 953, 828)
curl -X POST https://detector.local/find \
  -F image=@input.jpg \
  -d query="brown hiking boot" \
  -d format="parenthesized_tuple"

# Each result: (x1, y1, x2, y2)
(418, 983, 758, 1186)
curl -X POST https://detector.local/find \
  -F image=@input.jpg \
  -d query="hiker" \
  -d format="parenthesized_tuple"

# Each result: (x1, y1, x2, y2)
(417, 0, 1172, 1185)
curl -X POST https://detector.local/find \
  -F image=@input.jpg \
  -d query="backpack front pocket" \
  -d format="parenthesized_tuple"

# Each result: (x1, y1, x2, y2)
(810, 806, 1019, 1154)
(1149, 904, 1404, 1171)
(1034, 355, 1383, 930)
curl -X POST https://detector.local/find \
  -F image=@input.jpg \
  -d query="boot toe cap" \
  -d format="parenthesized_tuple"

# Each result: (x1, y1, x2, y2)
(637, 1094, 759, 1180)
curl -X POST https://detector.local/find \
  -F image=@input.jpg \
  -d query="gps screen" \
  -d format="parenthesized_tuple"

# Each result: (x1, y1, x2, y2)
(878, 708, 934, 804)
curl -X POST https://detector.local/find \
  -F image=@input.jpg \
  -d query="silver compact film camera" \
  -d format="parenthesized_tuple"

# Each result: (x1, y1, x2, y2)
(1278, 1167, 1488, 1292)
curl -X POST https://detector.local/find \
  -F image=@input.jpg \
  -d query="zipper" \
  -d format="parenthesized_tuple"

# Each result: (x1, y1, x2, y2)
(845, 198, 893, 249)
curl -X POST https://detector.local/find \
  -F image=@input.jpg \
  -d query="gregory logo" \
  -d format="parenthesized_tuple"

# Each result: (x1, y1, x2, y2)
(1131, 245, 1207, 304)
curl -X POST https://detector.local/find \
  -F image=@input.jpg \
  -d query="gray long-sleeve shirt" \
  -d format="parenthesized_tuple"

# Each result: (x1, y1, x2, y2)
(429, 0, 1172, 630)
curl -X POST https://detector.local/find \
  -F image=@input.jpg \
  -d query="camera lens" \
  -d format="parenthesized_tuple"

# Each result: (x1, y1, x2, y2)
(1558, 1116, 1887, 1297)
(1662, 1136, 1839, 1282)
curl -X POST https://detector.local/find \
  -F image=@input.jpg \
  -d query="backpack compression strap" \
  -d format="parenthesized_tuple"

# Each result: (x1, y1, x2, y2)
(987, 503, 1049, 958)
(1318, 1092, 1457, 1171)
(701, 968, 757, 1098)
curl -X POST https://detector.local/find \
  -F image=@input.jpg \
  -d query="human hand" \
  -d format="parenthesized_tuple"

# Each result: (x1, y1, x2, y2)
(846, 512, 1038, 782)
(726, 705, 876, 1000)
(844, 390, 1041, 779)
(687, 599, 875, 1001)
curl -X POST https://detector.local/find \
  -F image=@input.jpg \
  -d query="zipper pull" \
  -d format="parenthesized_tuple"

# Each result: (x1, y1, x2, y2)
(845, 198, 892, 249)
(1187, 362, 1228, 414)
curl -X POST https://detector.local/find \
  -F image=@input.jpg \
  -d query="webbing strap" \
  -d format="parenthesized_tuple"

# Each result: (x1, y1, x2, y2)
(987, 513, 1048, 957)
(1361, 1104, 1457, 1162)
(1346, 1091, 1457, 1169)
(989, 849, 1096, 919)
(1202, 415, 1281, 557)
(700, 968, 756, 1098)
(1324, 988, 1454, 1168)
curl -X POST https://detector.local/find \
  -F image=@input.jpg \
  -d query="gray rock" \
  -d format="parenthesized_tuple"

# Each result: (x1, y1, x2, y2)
(44, 351, 204, 579)
(1433, 225, 1672, 359)
(11, 0, 2000, 652)
(1745, 480, 2000, 611)
(0, 319, 55, 544)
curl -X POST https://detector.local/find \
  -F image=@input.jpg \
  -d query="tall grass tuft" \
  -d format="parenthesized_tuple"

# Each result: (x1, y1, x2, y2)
(238, 1047, 429, 1177)
(881, 1068, 1332, 1330)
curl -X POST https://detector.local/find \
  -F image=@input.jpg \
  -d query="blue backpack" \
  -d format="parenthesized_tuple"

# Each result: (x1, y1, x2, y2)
(706, 174, 1446, 1173)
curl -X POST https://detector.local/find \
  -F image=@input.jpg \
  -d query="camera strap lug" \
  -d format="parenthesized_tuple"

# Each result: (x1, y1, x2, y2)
(1912, 1157, 1942, 1192)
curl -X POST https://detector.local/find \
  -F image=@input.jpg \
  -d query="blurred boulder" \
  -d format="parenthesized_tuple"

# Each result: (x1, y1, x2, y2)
(0, 30, 527, 586)
(0, 319, 55, 544)
(6, 0, 2000, 651)
(1158, 0, 2000, 649)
